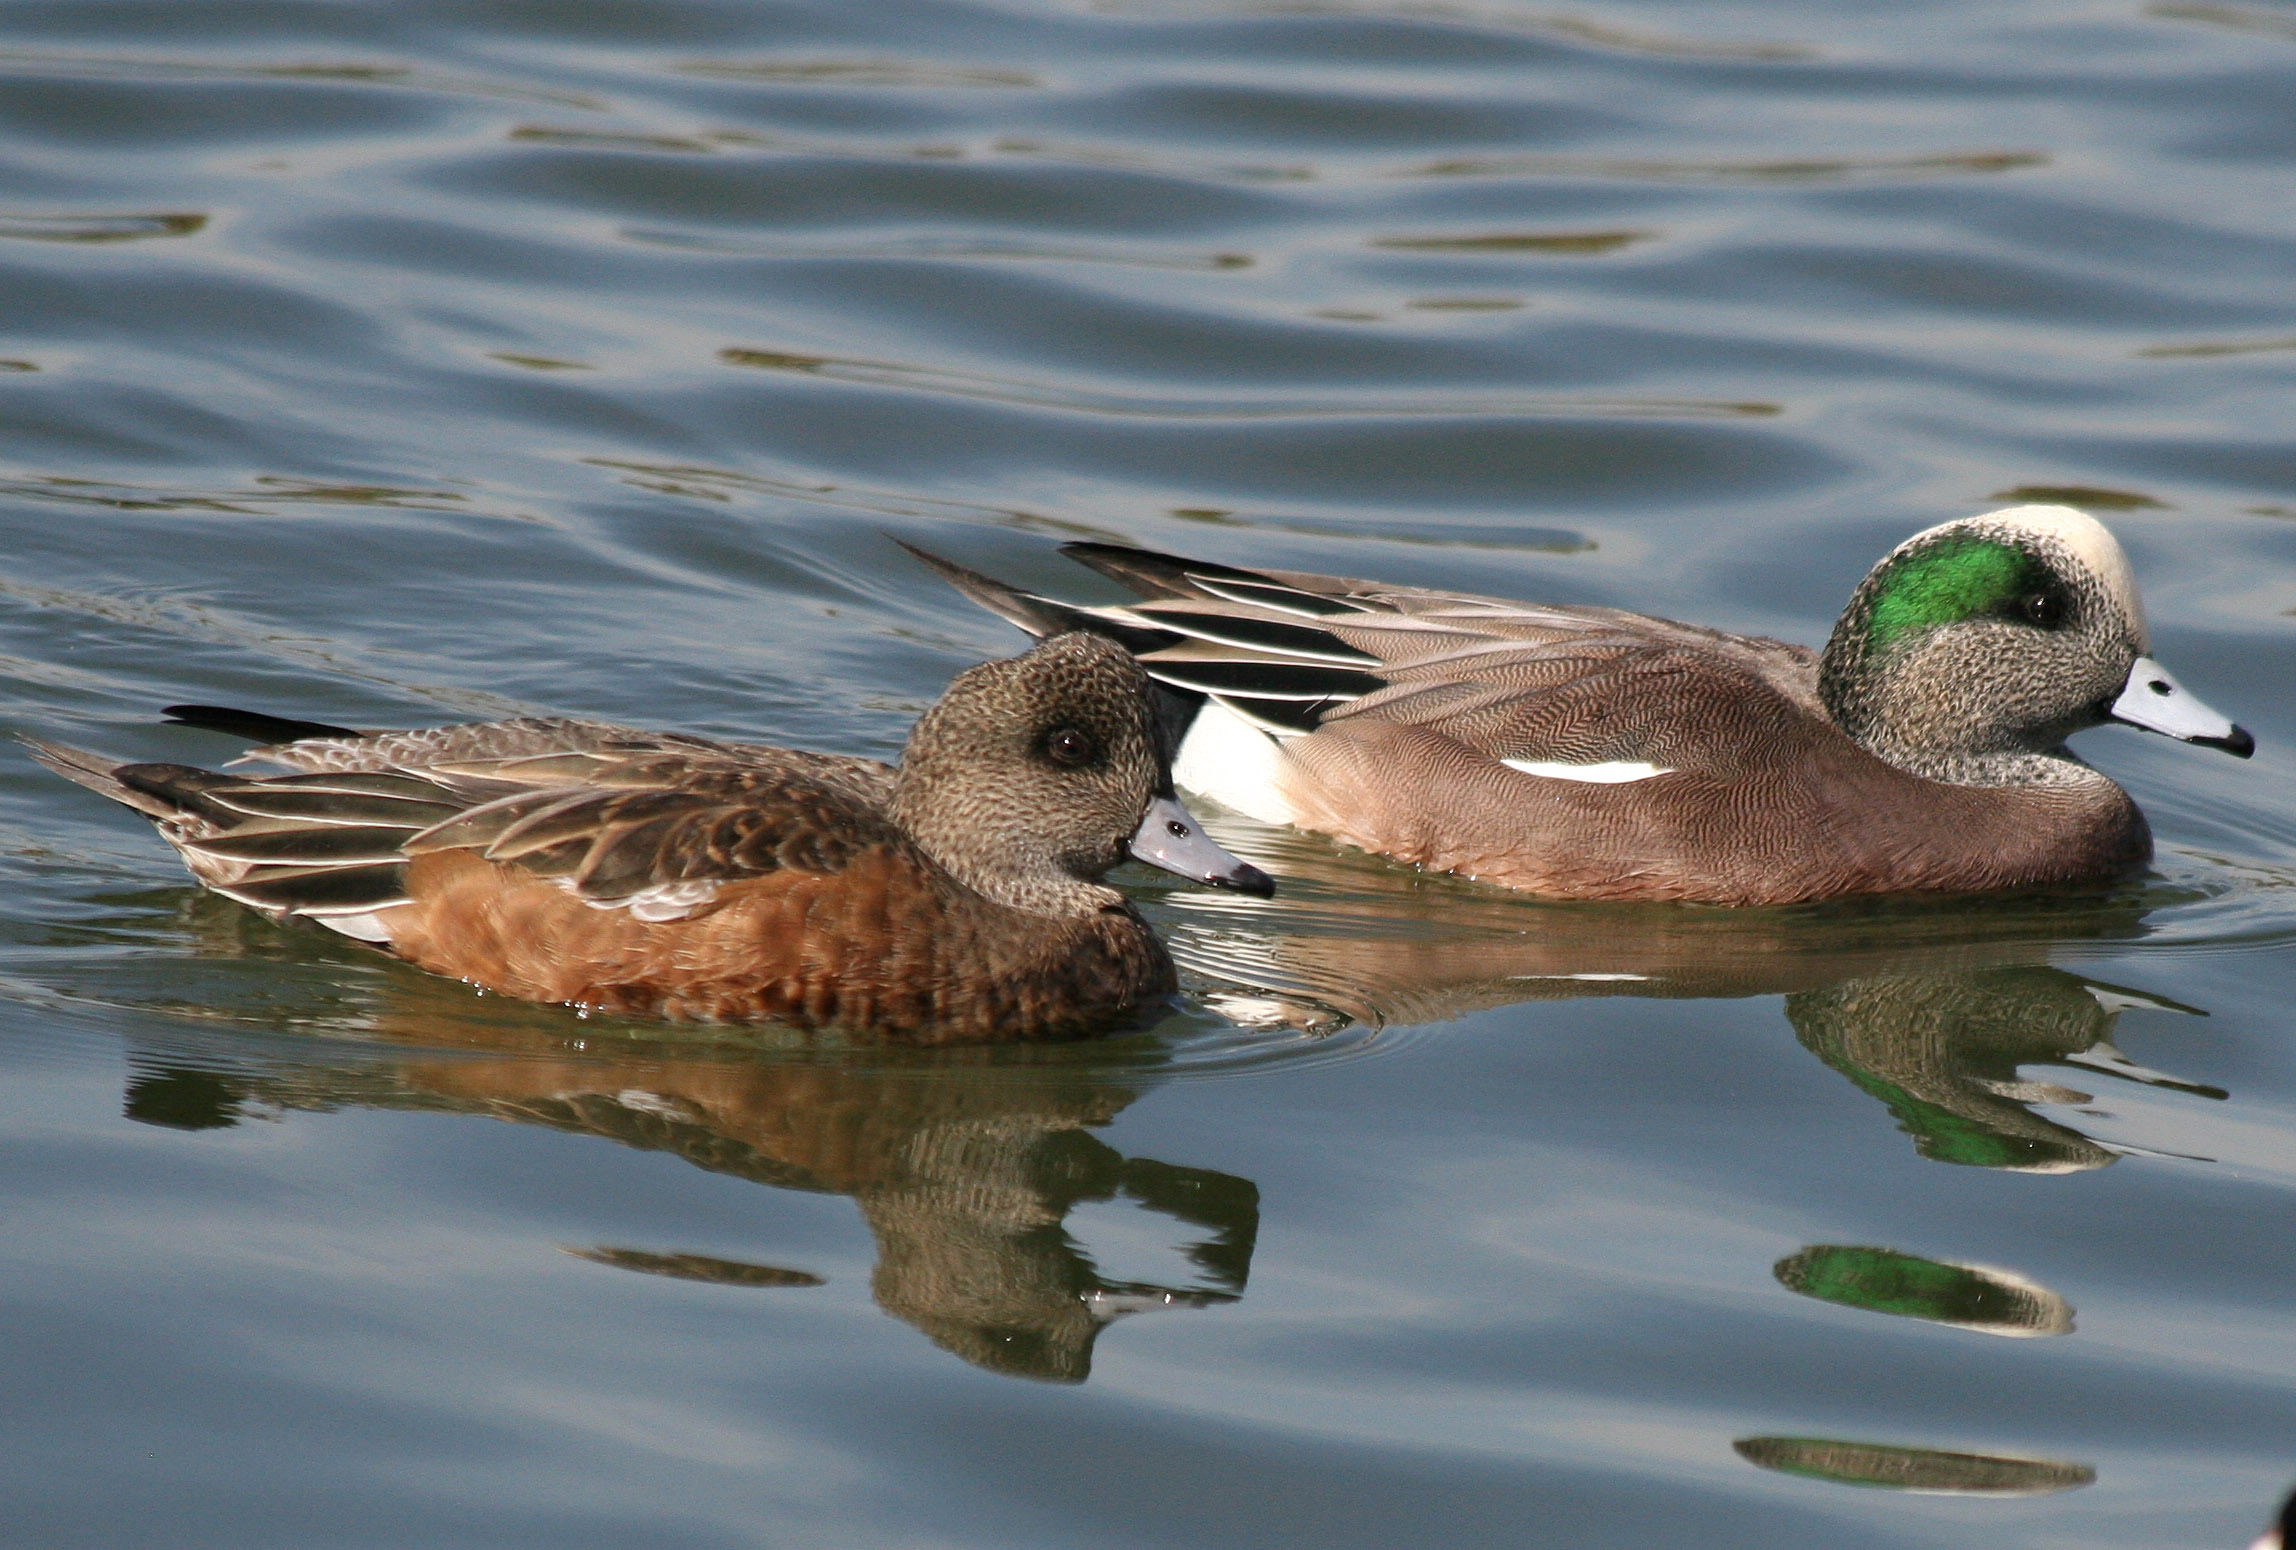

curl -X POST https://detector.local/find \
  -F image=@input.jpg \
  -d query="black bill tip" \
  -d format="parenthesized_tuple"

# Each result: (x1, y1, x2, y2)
(2196, 724, 2256, 759)
(1204, 861, 1276, 899)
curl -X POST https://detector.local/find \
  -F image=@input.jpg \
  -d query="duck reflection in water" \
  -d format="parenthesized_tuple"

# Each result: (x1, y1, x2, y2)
(119, 926, 1255, 1385)
(1166, 816, 2221, 1174)
(1785, 964, 2217, 1174)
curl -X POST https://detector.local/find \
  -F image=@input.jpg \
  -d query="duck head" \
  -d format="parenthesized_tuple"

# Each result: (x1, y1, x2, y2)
(1818, 504, 2251, 784)
(892, 632, 1273, 916)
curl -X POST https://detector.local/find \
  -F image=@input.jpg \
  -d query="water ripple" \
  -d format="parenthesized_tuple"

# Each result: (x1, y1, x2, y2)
(671, 58, 1047, 89)
(717, 345, 1781, 419)
(1369, 229, 1653, 255)
(0, 0, 2292, 1536)
(1077, 1, 1815, 57)
(584, 458, 1134, 541)
(623, 224, 1254, 270)
(0, 48, 604, 108)
(0, 211, 205, 243)
(0, 470, 541, 522)
(1389, 149, 2050, 183)
(2147, 0, 2296, 39)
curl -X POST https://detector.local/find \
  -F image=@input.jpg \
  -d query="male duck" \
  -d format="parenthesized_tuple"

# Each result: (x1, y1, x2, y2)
(29, 633, 1272, 1041)
(913, 505, 2251, 907)
(2256, 1484, 2294, 1550)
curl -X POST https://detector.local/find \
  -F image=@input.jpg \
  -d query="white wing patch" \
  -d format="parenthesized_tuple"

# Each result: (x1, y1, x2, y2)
(1499, 758, 1675, 784)
(625, 881, 722, 921)
(555, 877, 724, 921)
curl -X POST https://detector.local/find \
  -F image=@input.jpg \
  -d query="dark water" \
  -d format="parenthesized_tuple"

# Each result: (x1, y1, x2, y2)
(2, 0, 2294, 1543)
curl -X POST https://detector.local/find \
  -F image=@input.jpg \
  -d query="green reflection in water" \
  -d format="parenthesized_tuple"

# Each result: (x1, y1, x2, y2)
(1788, 968, 2218, 1173)
(1734, 1436, 2095, 1495)
(1774, 1245, 2072, 1336)
(121, 1060, 245, 1131)
(59, 804, 2226, 1388)
(1166, 812, 2221, 1171)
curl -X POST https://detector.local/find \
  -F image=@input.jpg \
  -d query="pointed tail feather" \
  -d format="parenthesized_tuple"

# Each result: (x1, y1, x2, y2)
(22, 738, 157, 814)
(18, 739, 237, 824)
(162, 704, 360, 744)
(898, 540, 1180, 654)
(896, 541, 1072, 638)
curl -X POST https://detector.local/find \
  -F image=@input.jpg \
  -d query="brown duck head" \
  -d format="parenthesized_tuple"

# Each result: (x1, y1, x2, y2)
(890, 631, 1272, 916)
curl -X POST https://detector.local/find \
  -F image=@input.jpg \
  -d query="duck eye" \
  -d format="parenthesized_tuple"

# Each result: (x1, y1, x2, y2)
(2018, 591, 2065, 628)
(1041, 727, 1098, 768)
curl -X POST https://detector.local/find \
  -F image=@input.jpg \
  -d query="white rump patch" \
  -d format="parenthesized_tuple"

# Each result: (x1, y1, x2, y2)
(1506, 972, 1651, 982)
(1499, 758, 1675, 784)
(1174, 697, 1299, 826)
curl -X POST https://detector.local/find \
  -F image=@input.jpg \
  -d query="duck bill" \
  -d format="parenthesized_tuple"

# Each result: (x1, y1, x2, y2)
(1129, 795, 1275, 897)
(2109, 656, 2254, 757)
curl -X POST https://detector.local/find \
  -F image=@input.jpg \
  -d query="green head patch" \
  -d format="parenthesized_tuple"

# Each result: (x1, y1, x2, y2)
(1863, 536, 2045, 656)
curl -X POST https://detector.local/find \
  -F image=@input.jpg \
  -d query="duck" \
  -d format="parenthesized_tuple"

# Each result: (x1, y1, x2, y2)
(909, 504, 2252, 907)
(27, 631, 1273, 1041)
(2258, 1486, 2294, 1550)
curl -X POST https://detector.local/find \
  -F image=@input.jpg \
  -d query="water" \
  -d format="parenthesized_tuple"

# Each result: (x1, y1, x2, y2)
(1, 0, 2292, 1542)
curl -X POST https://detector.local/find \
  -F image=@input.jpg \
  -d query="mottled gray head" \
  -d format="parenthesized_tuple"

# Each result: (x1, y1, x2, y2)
(893, 632, 1271, 915)
(1819, 505, 2250, 782)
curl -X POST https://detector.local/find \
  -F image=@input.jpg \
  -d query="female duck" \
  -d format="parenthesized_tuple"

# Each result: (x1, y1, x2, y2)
(915, 505, 2251, 906)
(30, 633, 1271, 1040)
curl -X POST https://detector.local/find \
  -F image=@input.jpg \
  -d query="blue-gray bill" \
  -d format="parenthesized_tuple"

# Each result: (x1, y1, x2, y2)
(2109, 656, 2255, 758)
(1130, 795, 1275, 897)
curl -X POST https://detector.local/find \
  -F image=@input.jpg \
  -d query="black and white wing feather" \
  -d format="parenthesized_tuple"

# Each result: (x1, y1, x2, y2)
(912, 541, 1823, 752)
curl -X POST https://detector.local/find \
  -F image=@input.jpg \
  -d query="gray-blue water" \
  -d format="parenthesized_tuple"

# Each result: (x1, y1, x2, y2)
(2, 0, 2294, 1543)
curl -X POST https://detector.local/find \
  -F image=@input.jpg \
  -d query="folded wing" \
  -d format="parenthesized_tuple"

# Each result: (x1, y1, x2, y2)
(915, 540, 1824, 768)
(30, 722, 905, 934)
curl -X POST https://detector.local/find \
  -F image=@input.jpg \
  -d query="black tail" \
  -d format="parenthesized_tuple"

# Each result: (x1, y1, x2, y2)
(896, 541, 1177, 654)
(162, 705, 359, 745)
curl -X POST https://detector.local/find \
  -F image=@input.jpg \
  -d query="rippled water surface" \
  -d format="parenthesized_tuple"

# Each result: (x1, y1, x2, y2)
(3, 0, 2295, 1543)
